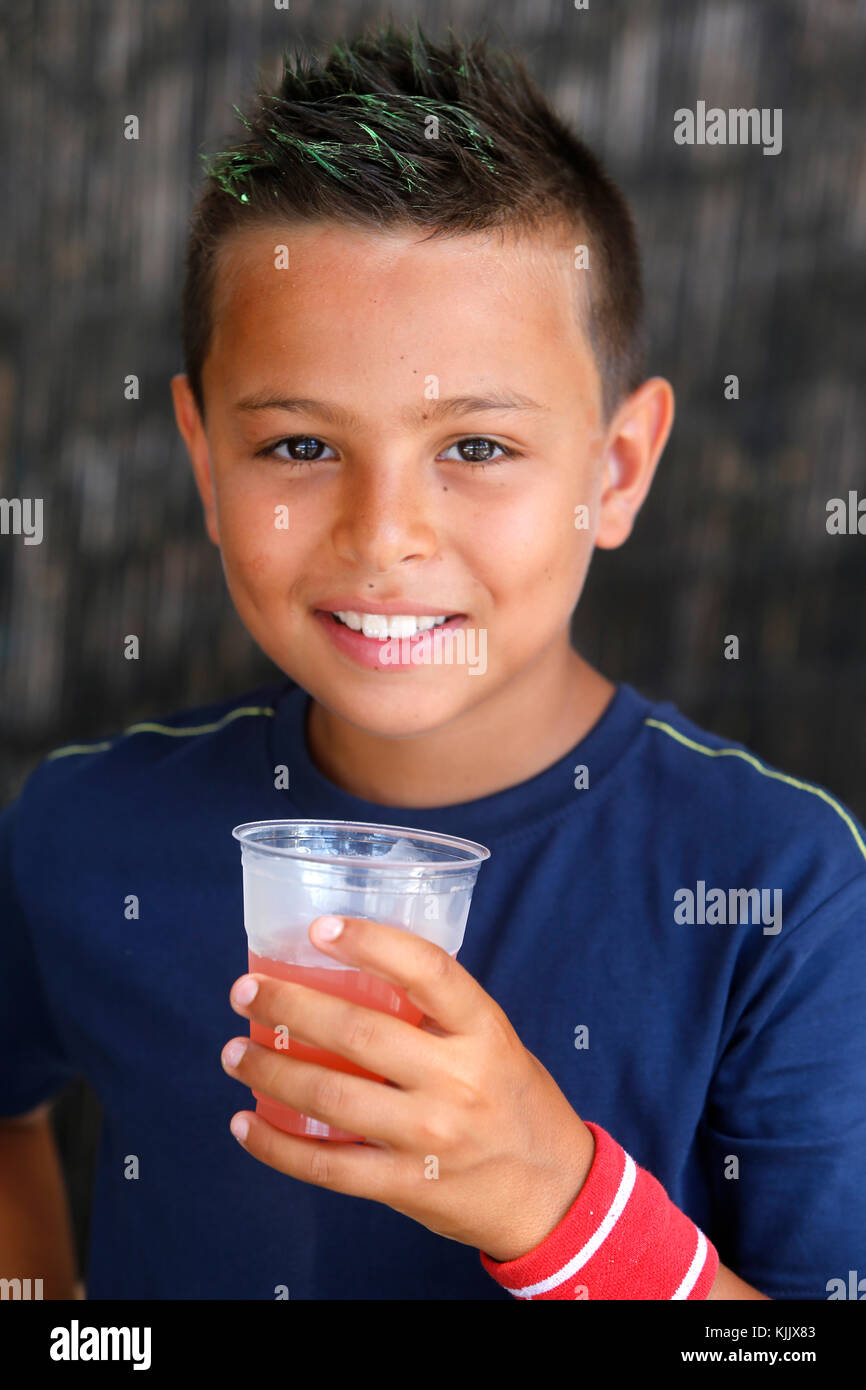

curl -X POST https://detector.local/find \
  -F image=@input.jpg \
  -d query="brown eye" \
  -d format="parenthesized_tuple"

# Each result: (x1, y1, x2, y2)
(282, 436, 327, 460)
(439, 437, 511, 467)
(459, 438, 497, 462)
(258, 436, 338, 466)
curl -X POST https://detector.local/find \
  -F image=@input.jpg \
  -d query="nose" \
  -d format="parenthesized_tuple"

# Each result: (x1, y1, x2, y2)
(330, 455, 440, 571)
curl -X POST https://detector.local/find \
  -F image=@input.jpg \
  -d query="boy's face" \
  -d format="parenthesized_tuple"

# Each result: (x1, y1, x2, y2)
(172, 220, 670, 738)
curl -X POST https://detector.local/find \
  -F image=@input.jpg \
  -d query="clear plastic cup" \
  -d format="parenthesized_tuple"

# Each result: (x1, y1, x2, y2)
(231, 819, 491, 1141)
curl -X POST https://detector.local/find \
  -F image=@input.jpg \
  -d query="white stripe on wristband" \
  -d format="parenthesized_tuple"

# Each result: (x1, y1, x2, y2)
(671, 1227, 710, 1300)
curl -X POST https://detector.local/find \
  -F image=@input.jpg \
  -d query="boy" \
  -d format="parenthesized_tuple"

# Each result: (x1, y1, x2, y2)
(2, 23, 864, 1301)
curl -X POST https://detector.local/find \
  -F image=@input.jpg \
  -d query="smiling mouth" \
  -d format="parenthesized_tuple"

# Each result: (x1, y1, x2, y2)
(318, 610, 466, 638)
(332, 613, 452, 628)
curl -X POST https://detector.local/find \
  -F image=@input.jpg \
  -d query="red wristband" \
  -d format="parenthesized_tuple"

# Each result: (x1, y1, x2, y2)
(479, 1121, 719, 1300)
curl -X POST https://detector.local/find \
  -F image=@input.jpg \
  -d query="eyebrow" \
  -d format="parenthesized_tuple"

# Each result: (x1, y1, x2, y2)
(233, 390, 548, 429)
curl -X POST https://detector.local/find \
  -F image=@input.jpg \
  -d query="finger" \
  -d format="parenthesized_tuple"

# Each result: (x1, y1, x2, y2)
(229, 1108, 402, 1201)
(308, 915, 488, 1035)
(221, 1037, 413, 1147)
(230, 972, 443, 1090)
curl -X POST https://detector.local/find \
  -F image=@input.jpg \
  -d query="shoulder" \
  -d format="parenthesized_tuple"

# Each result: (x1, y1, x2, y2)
(8, 677, 292, 816)
(630, 687, 866, 911)
(0, 678, 295, 915)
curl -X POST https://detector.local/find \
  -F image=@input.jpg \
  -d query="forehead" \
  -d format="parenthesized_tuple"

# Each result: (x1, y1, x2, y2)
(203, 219, 599, 416)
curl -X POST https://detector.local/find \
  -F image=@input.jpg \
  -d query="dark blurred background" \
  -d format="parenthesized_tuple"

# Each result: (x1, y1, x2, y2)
(1, 0, 863, 1288)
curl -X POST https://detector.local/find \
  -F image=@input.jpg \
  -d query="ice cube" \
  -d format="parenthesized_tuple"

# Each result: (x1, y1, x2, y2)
(378, 836, 431, 863)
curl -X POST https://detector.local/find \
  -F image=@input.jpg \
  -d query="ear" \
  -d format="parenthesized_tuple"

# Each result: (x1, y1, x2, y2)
(171, 374, 220, 547)
(594, 377, 675, 549)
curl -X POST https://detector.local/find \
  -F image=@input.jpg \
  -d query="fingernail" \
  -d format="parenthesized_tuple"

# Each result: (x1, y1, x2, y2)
(232, 975, 259, 1006)
(313, 915, 344, 941)
(230, 1114, 249, 1142)
(222, 1039, 248, 1069)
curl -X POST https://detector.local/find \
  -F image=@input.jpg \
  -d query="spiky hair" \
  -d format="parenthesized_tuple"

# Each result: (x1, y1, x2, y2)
(180, 20, 646, 423)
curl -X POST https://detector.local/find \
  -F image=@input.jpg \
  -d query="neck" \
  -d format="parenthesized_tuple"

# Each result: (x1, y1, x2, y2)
(305, 639, 615, 808)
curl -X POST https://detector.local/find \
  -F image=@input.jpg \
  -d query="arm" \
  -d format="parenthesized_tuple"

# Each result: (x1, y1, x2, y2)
(707, 1262, 769, 1300)
(0, 1101, 82, 1300)
(478, 1118, 771, 1300)
(0, 798, 83, 1297)
(535, 1130, 770, 1299)
(508, 1126, 770, 1299)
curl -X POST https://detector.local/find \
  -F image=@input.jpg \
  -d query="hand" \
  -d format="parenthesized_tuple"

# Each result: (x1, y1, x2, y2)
(221, 915, 595, 1262)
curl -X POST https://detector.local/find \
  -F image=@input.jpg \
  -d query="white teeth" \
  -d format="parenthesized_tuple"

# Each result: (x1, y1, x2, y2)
(333, 611, 450, 640)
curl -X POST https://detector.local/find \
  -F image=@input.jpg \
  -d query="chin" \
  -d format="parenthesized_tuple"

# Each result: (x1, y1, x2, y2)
(314, 678, 472, 738)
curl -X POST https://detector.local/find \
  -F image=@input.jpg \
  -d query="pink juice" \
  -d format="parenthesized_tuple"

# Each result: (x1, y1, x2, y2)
(247, 948, 425, 1142)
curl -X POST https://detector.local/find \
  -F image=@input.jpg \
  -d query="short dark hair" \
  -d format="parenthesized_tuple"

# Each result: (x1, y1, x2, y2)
(180, 20, 646, 425)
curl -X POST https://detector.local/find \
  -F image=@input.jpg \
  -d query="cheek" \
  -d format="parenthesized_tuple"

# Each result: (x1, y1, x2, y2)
(471, 486, 589, 606)
(215, 474, 306, 579)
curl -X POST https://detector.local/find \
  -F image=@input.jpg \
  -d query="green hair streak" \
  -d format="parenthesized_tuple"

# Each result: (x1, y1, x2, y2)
(201, 91, 498, 204)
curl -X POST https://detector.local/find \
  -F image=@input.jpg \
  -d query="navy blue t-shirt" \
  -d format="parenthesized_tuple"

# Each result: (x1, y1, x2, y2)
(2, 675, 865, 1300)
